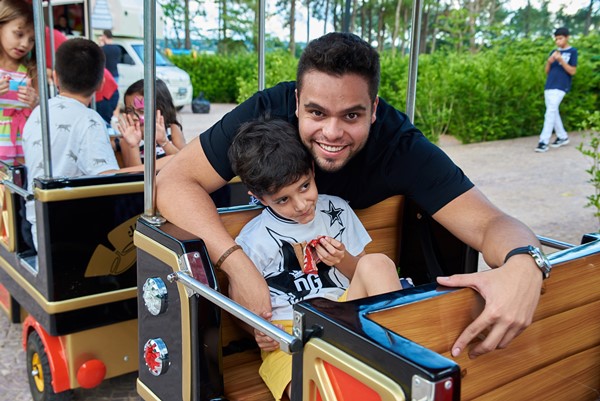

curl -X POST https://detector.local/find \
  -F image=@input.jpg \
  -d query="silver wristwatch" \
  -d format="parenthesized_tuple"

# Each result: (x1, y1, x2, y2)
(504, 245, 552, 279)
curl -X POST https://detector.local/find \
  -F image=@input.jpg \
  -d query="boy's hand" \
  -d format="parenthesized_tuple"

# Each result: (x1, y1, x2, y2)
(314, 236, 346, 266)
(117, 114, 142, 147)
(254, 311, 281, 352)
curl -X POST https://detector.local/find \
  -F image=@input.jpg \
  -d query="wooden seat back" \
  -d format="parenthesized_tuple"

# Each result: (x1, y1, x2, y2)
(369, 253, 600, 400)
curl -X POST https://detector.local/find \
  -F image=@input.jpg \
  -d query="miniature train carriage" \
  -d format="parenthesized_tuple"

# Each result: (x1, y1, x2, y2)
(0, 160, 145, 400)
(134, 195, 600, 401)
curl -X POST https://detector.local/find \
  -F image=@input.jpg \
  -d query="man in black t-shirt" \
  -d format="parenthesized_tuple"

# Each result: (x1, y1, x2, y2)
(156, 32, 544, 360)
(99, 30, 120, 82)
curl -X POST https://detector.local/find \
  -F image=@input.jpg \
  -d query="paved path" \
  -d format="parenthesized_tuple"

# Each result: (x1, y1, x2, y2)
(1, 104, 597, 400)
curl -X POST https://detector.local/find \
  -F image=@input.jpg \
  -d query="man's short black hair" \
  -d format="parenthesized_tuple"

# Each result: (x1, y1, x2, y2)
(554, 27, 569, 37)
(55, 38, 105, 97)
(228, 118, 313, 198)
(297, 32, 380, 102)
(103, 29, 113, 39)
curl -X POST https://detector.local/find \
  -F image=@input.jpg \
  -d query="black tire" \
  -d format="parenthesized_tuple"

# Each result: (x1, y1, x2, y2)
(26, 331, 74, 401)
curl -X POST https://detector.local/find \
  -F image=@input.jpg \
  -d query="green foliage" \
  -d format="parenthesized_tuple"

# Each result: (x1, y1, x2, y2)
(577, 111, 600, 229)
(170, 53, 256, 102)
(169, 32, 599, 145)
(236, 51, 298, 102)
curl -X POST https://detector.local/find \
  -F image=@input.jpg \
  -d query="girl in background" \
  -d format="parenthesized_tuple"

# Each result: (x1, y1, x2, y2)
(0, 0, 38, 164)
(117, 79, 185, 167)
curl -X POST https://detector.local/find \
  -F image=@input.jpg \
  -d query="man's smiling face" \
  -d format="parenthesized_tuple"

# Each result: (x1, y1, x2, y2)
(296, 71, 378, 172)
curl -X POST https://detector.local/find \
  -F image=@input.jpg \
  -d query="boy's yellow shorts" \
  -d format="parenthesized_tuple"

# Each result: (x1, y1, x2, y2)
(259, 291, 348, 400)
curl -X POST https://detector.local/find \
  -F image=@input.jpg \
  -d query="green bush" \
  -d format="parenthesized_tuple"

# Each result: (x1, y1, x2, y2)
(169, 32, 599, 145)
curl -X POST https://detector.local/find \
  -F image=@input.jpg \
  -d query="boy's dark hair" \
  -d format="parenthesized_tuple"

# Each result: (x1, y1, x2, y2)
(229, 118, 313, 198)
(297, 32, 380, 102)
(554, 27, 569, 37)
(55, 38, 105, 97)
(124, 79, 182, 129)
(103, 29, 113, 39)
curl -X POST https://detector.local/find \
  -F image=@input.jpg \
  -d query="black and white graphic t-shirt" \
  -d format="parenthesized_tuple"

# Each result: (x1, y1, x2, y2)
(236, 194, 371, 321)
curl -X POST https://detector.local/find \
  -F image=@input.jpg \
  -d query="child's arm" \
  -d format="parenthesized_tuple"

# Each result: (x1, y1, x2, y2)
(168, 123, 186, 150)
(254, 311, 283, 352)
(314, 236, 365, 280)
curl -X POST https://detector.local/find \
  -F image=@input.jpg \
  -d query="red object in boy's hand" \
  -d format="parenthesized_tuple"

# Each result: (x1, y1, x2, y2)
(303, 236, 326, 275)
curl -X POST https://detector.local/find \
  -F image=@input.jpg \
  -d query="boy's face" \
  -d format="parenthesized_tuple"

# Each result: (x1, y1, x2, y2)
(254, 171, 318, 224)
(295, 71, 378, 173)
(554, 35, 568, 49)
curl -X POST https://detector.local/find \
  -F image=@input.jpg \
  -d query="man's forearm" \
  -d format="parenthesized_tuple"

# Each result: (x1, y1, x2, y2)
(479, 213, 540, 269)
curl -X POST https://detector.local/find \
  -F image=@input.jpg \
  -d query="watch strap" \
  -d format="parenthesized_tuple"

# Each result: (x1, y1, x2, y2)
(504, 246, 532, 264)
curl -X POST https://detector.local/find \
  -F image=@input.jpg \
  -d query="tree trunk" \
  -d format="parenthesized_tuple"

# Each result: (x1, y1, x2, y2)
(419, 3, 428, 54)
(306, 0, 311, 42)
(367, 2, 373, 44)
(290, 0, 296, 55)
(350, 0, 358, 31)
(324, 0, 330, 34)
(584, 0, 594, 35)
(376, 4, 385, 52)
(184, 0, 191, 49)
(391, 0, 401, 56)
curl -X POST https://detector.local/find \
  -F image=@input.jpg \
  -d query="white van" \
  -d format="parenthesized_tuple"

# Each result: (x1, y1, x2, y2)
(111, 38, 193, 110)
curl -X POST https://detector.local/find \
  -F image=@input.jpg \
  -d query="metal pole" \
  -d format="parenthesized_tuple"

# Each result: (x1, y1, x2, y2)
(258, 0, 265, 91)
(406, 0, 422, 122)
(32, 0, 52, 178)
(141, 0, 163, 225)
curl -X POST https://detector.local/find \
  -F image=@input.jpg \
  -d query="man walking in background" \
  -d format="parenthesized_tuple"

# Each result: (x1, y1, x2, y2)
(99, 29, 121, 83)
(535, 27, 577, 153)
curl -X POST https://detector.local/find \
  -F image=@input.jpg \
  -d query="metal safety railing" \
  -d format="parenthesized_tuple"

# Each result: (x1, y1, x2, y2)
(167, 270, 302, 354)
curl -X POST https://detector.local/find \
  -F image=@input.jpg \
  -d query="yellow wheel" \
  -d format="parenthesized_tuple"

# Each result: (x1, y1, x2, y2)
(30, 349, 44, 392)
(26, 331, 73, 401)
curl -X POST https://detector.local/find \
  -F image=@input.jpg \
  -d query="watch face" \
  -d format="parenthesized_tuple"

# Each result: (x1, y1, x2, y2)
(142, 277, 168, 316)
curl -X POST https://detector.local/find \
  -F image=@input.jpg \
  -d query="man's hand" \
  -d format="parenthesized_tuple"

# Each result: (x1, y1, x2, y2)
(437, 255, 543, 359)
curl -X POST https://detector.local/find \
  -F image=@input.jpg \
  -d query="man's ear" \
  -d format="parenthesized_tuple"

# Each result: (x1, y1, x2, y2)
(295, 88, 299, 118)
(371, 96, 379, 124)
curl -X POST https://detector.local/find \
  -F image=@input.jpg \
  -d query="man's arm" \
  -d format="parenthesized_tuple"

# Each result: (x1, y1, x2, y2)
(155, 140, 271, 316)
(433, 187, 543, 359)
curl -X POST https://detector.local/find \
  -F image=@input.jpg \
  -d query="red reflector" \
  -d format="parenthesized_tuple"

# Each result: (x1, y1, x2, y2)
(76, 359, 106, 389)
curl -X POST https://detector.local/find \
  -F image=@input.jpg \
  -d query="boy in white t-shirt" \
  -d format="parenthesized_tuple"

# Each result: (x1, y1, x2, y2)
(229, 118, 409, 400)
(22, 38, 168, 250)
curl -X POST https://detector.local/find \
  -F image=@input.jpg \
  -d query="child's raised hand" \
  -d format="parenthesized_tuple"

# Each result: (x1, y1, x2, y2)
(314, 236, 346, 266)
(117, 113, 142, 148)
(154, 110, 167, 145)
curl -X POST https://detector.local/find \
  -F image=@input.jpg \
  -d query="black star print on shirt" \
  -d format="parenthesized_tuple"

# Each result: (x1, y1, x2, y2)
(321, 200, 344, 227)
